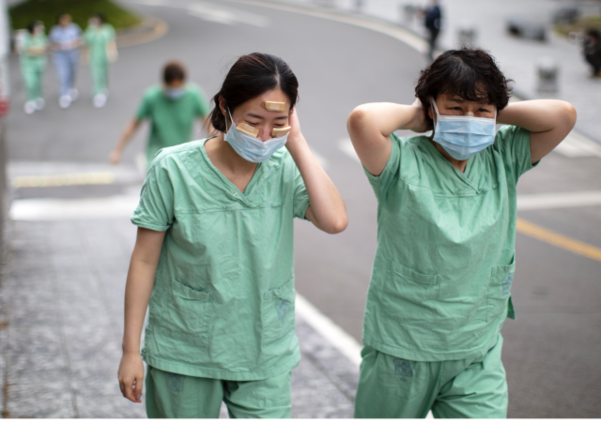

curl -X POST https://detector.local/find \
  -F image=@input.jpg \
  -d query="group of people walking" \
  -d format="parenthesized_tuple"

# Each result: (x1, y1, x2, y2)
(18, 12, 117, 114)
(115, 48, 577, 418)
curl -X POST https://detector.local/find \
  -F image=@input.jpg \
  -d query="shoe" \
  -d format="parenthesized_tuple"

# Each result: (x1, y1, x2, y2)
(59, 95, 71, 109)
(93, 93, 107, 108)
(68, 88, 79, 102)
(35, 98, 45, 110)
(24, 101, 36, 114)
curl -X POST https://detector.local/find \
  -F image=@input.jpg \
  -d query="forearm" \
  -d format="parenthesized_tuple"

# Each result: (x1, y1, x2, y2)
(349, 102, 423, 138)
(287, 136, 347, 234)
(122, 259, 156, 354)
(497, 100, 576, 133)
(114, 119, 141, 154)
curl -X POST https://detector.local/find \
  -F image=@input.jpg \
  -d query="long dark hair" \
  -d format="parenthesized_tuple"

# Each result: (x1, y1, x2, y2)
(210, 53, 299, 133)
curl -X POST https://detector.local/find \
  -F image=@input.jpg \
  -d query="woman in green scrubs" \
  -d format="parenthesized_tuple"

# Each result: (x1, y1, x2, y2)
(347, 48, 576, 418)
(117, 52, 348, 418)
(20, 21, 48, 115)
(83, 13, 116, 108)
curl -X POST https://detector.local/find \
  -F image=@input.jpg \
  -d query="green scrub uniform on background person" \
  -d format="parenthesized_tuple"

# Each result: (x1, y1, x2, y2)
(20, 32, 48, 102)
(131, 138, 310, 418)
(83, 23, 115, 96)
(135, 84, 209, 165)
(355, 125, 537, 418)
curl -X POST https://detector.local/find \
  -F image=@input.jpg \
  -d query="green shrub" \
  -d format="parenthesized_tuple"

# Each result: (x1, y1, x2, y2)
(9, 0, 142, 32)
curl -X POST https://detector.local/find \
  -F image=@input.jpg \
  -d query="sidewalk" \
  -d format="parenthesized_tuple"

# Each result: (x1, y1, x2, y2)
(273, 0, 601, 143)
(0, 163, 358, 418)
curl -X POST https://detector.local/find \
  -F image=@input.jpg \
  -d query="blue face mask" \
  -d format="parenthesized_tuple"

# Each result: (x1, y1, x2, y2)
(431, 98, 497, 161)
(224, 109, 289, 163)
(164, 87, 186, 100)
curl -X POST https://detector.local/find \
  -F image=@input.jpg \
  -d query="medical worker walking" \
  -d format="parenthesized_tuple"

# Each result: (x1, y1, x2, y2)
(19, 20, 48, 115)
(49, 13, 82, 109)
(117, 52, 348, 418)
(347, 48, 576, 418)
(83, 13, 117, 108)
(110, 61, 210, 167)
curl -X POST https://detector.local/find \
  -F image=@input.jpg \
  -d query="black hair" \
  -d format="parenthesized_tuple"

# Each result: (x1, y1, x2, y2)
(56, 13, 70, 24)
(27, 20, 42, 34)
(415, 48, 513, 126)
(209, 52, 299, 133)
(163, 61, 186, 84)
(91, 13, 107, 24)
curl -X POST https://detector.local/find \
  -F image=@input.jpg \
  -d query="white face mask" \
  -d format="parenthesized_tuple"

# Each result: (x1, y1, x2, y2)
(224, 109, 289, 163)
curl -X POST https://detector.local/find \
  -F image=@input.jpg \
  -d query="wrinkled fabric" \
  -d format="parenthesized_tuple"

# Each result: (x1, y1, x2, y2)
(19, 33, 48, 100)
(362, 125, 536, 362)
(132, 138, 310, 380)
(83, 24, 115, 95)
(355, 334, 507, 418)
(135, 85, 210, 165)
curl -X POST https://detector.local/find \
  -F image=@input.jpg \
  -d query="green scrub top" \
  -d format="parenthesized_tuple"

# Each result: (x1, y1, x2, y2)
(131, 138, 311, 380)
(20, 33, 48, 67)
(362, 125, 536, 362)
(83, 24, 115, 64)
(136, 85, 210, 165)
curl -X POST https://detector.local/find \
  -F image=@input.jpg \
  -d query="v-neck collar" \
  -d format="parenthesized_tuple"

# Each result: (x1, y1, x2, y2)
(199, 138, 263, 204)
(422, 137, 479, 192)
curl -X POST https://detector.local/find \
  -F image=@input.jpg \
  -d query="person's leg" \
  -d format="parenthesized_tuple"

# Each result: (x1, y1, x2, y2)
(354, 346, 438, 418)
(144, 366, 224, 418)
(431, 334, 508, 419)
(66, 50, 80, 93)
(53, 52, 70, 97)
(21, 64, 37, 101)
(223, 371, 292, 418)
(90, 62, 106, 96)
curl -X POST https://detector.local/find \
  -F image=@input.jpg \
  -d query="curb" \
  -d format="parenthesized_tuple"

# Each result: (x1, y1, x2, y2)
(115, 15, 168, 48)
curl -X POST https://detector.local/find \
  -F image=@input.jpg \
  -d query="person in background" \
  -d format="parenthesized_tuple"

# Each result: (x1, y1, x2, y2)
(583, 29, 601, 77)
(421, 0, 442, 61)
(110, 61, 210, 167)
(49, 13, 82, 109)
(20, 20, 48, 115)
(83, 13, 117, 108)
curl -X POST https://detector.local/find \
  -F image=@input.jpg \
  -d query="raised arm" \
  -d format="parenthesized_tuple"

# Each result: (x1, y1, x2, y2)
(346, 99, 430, 176)
(110, 118, 143, 165)
(497, 100, 577, 164)
(117, 227, 165, 403)
(285, 109, 348, 234)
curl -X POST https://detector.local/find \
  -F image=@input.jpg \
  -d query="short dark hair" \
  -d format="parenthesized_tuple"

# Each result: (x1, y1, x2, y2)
(27, 20, 42, 34)
(91, 13, 107, 24)
(209, 52, 299, 133)
(163, 61, 186, 84)
(415, 48, 513, 126)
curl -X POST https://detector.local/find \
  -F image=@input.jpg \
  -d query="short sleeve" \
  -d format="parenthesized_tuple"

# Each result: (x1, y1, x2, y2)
(362, 133, 401, 199)
(131, 159, 175, 231)
(493, 125, 536, 182)
(292, 161, 310, 221)
(48, 27, 57, 43)
(107, 25, 116, 40)
(193, 88, 210, 117)
(135, 91, 152, 120)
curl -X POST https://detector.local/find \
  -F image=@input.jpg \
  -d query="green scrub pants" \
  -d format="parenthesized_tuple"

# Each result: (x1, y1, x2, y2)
(22, 61, 45, 101)
(354, 334, 508, 418)
(90, 61, 108, 96)
(145, 366, 292, 418)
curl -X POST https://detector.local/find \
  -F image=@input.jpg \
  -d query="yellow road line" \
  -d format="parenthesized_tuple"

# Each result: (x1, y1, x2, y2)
(516, 218, 601, 263)
(12, 173, 115, 188)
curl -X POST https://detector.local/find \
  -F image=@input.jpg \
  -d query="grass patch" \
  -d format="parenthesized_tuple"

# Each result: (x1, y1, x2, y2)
(555, 15, 601, 37)
(9, 0, 143, 32)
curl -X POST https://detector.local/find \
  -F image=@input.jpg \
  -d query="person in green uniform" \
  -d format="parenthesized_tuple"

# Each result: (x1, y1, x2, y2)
(83, 13, 117, 108)
(20, 21, 48, 115)
(117, 52, 348, 418)
(110, 61, 210, 167)
(347, 48, 576, 418)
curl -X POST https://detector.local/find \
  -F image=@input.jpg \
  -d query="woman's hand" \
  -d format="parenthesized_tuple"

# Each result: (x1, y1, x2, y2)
(409, 98, 433, 133)
(285, 107, 302, 147)
(118, 352, 145, 403)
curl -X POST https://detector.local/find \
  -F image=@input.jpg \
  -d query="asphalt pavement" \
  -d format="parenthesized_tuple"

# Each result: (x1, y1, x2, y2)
(2, 0, 600, 418)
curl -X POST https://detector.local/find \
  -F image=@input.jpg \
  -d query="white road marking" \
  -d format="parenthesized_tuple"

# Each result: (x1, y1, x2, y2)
(338, 138, 360, 163)
(295, 293, 362, 366)
(517, 191, 601, 211)
(9, 195, 140, 221)
(553, 131, 601, 158)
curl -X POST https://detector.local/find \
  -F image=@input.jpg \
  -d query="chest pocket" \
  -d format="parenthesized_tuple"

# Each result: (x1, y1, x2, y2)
(487, 257, 515, 322)
(156, 278, 212, 347)
(262, 277, 295, 349)
(382, 260, 440, 322)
